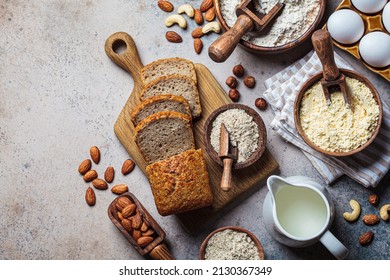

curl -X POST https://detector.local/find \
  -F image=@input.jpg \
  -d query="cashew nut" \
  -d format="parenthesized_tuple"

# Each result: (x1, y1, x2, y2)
(202, 21, 221, 34)
(178, 4, 194, 18)
(343, 199, 361, 222)
(379, 204, 390, 221)
(164, 15, 187, 29)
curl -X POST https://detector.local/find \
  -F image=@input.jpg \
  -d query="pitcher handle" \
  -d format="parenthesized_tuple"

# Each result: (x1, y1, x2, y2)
(319, 230, 349, 260)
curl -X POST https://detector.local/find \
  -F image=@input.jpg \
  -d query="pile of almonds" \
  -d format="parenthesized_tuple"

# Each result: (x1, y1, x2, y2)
(78, 145, 136, 206)
(159, 0, 221, 55)
(115, 196, 158, 248)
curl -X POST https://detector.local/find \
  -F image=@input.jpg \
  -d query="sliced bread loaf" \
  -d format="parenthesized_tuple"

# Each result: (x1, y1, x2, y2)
(141, 57, 197, 85)
(131, 94, 191, 126)
(140, 75, 202, 118)
(134, 111, 195, 164)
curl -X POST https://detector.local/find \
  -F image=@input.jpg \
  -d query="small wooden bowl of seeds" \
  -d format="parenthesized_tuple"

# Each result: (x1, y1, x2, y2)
(203, 104, 267, 169)
(199, 226, 265, 260)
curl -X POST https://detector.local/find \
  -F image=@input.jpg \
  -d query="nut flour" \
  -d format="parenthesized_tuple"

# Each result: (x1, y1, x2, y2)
(220, 0, 321, 47)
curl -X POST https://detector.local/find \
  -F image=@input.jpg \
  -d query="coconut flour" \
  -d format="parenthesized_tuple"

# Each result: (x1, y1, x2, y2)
(220, 0, 321, 47)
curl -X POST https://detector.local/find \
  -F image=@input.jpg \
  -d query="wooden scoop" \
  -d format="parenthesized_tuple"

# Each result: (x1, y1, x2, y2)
(311, 29, 350, 106)
(219, 124, 238, 192)
(209, 0, 284, 62)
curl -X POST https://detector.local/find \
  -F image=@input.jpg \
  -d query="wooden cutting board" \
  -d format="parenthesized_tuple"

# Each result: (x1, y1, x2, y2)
(105, 32, 279, 233)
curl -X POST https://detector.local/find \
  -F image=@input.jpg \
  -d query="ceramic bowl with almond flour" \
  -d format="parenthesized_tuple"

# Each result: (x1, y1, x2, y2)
(215, 0, 326, 53)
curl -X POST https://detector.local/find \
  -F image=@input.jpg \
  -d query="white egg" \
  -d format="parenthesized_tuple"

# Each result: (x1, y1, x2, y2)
(327, 10, 365, 45)
(359, 32, 390, 68)
(383, 3, 390, 33)
(351, 0, 387, 14)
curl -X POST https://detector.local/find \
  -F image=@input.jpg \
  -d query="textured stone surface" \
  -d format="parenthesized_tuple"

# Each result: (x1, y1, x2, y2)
(0, 0, 389, 260)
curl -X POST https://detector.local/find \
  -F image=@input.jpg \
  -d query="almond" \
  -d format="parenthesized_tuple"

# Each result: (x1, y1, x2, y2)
(78, 159, 92, 175)
(132, 229, 142, 241)
(362, 214, 380, 225)
(85, 187, 96, 206)
(140, 222, 149, 232)
(104, 166, 115, 183)
(121, 218, 133, 233)
(111, 184, 128, 195)
(165, 31, 182, 43)
(117, 211, 124, 221)
(122, 159, 135, 175)
(122, 204, 137, 218)
(92, 178, 108, 190)
(194, 38, 203, 54)
(137, 236, 154, 247)
(90, 146, 100, 164)
(205, 7, 215, 21)
(117, 196, 132, 208)
(158, 0, 174, 12)
(142, 229, 155, 237)
(192, 27, 204, 38)
(115, 202, 124, 212)
(194, 9, 203, 25)
(131, 211, 142, 229)
(200, 0, 213, 12)
(83, 170, 98, 182)
(359, 231, 374, 245)
(368, 194, 379, 206)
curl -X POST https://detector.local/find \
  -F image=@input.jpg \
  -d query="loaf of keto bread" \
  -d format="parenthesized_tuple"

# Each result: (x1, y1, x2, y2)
(145, 149, 213, 216)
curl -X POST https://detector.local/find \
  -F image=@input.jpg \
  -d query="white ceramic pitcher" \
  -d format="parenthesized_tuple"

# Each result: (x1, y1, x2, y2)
(263, 175, 348, 260)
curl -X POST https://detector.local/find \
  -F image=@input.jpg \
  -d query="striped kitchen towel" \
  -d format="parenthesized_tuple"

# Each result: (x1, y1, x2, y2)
(263, 51, 390, 188)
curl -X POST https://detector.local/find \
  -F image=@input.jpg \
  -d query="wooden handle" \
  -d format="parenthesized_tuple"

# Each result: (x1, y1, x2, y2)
(311, 29, 340, 82)
(209, 15, 253, 63)
(221, 158, 233, 192)
(149, 243, 175, 260)
(104, 32, 143, 85)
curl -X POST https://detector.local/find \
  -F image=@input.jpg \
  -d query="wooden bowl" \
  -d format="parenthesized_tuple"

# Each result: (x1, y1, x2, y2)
(294, 69, 383, 157)
(199, 226, 265, 260)
(203, 103, 267, 169)
(213, 0, 326, 54)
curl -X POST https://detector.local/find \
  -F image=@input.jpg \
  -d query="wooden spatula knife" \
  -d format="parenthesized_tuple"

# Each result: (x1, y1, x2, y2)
(219, 124, 238, 192)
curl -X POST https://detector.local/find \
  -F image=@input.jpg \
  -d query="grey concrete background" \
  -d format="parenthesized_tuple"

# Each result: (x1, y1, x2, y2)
(0, 0, 389, 260)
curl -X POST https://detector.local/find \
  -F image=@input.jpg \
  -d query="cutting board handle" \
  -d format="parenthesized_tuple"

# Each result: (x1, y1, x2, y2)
(105, 32, 143, 85)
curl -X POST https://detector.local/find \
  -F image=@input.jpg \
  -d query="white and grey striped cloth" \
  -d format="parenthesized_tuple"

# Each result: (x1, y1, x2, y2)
(264, 51, 390, 188)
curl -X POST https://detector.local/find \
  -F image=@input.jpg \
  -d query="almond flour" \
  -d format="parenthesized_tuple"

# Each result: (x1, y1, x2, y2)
(219, 0, 321, 47)
(299, 77, 380, 153)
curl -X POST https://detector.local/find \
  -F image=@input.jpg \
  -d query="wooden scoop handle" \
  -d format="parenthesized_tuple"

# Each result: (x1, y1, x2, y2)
(149, 243, 175, 260)
(221, 157, 233, 192)
(209, 14, 254, 63)
(311, 29, 340, 82)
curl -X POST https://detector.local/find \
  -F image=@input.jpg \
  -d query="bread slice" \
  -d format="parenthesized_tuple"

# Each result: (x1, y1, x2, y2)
(140, 75, 202, 118)
(134, 111, 195, 164)
(131, 94, 191, 126)
(146, 149, 213, 216)
(141, 57, 197, 85)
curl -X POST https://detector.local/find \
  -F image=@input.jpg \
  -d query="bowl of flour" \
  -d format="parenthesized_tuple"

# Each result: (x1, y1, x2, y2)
(216, 0, 326, 53)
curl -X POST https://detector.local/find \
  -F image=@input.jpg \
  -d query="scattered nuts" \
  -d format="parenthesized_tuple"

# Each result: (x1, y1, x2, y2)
(177, 4, 194, 18)
(243, 76, 256, 88)
(379, 204, 390, 221)
(85, 187, 96, 206)
(228, 89, 240, 102)
(205, 7, 216, 21)
(122, 203, 137, 218)
(164, 14, 187, 29)
(194, 38, 203, 54)
(158, 0, 174, 13)
(368, 194, 379, 206)
(232, 64, 245, 77)
(122, 159, 135, 175)
(104, 166, 115, 183)
(194, 9, 203, 25)
(225, 76, 237, 89)
(90, 146, 100, 164)
(111, 184, 129, 195)
(137, 236, 154, 247)
(192, 27, 204, 38)
(343, 199, 361, 222)
(92, 178, 108, 190)
(362, 214, 380, 225)
(359, 231, 374, 246)
(202, 21, 221, 34)
(83, 169, 98, 182)
(121, 219, 133, 232)
(255, 98, 268, 110)
(78, 159, 92, 175)
(165, 31, 183, 43)
(200, 0, 213, 12)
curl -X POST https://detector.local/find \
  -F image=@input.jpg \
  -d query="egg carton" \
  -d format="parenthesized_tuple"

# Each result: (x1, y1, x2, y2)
(325, 0, 390, 82)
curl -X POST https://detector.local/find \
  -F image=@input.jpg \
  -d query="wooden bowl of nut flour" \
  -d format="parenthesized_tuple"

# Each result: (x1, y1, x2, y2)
(199, 226, 265, 260)
(203, 103, 267, 169)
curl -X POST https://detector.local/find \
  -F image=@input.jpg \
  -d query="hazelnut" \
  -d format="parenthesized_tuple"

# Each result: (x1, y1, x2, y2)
(244, 76, 256, 88)
(225, 76, 237, 89)
(368, 194, 379, 206)
(228, 89, 240, 102)
(232, 64, 245, 77)
(255, 98, 267, 110)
